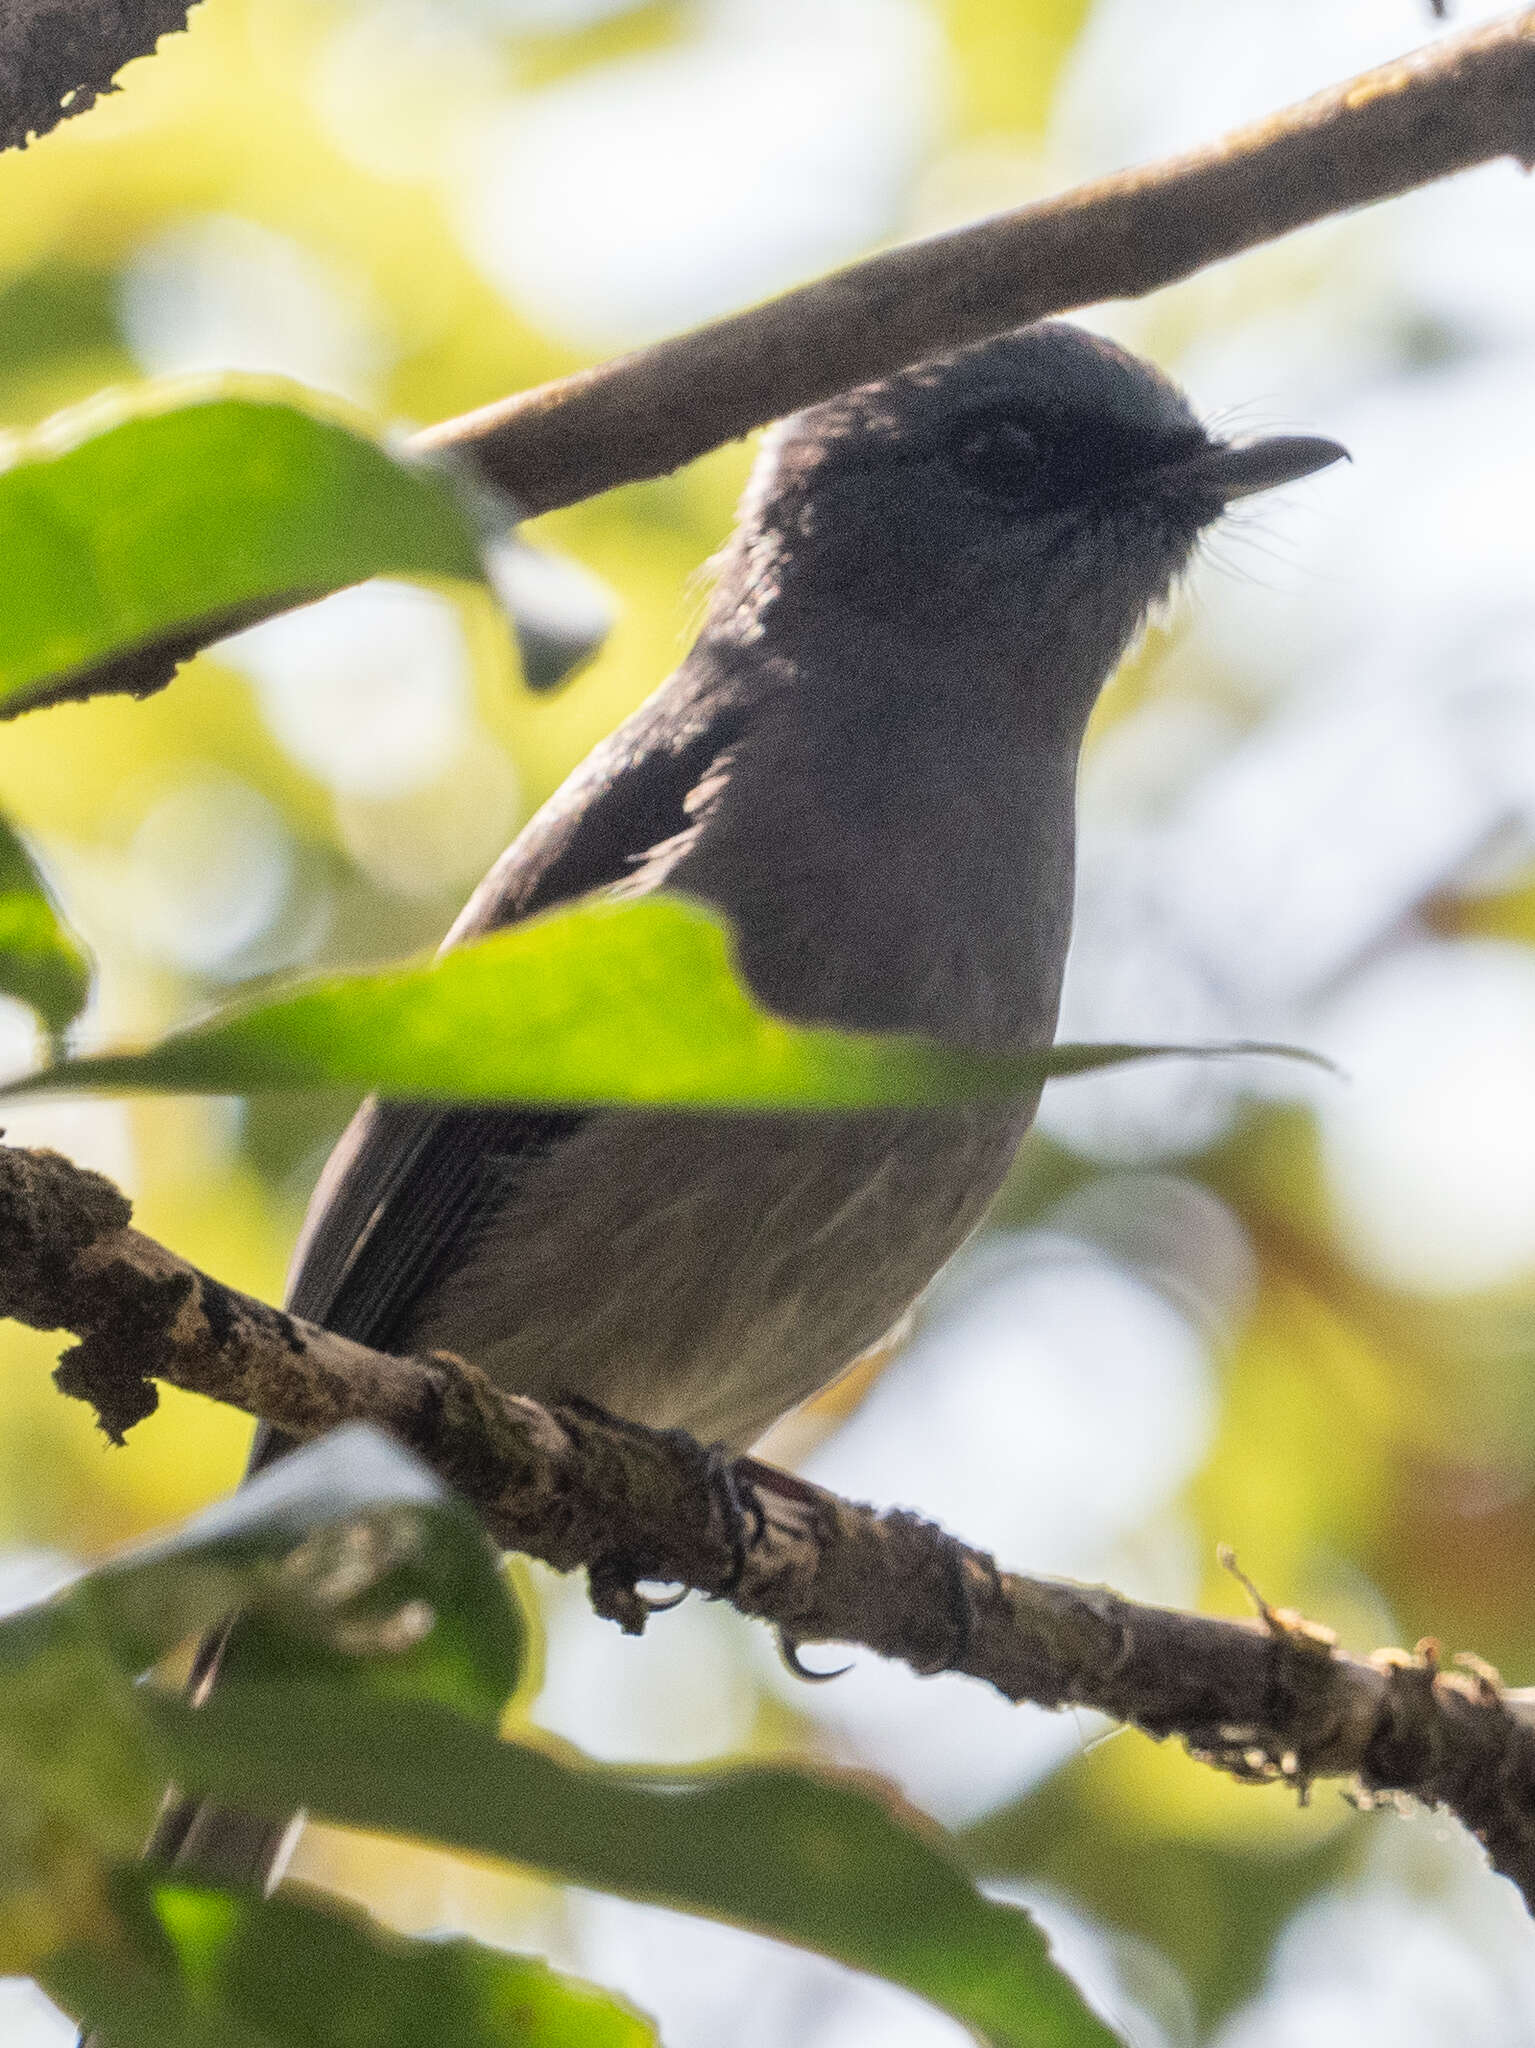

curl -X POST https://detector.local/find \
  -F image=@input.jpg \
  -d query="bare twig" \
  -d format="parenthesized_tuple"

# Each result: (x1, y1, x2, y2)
(7, 12, 1531, 722)
(417, 10, 1535, 515)
(5, 1137, 1535, 1907)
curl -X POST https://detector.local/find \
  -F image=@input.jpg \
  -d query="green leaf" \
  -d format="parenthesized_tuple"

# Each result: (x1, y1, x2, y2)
(81, 1427, 526, 1724)
(0, 816, 91, 1035)
(0, 1430, 528, 1975)
(0, 1602, 165, 1973)
(0, 1429, 1111, 2038)
(42, 1907, 271, 2048)
(0, 379, 488, 716)
(45, 1869, 656, 2048)
(149, 1683, 1122, 2048)
(0, 892, 1324, 1111)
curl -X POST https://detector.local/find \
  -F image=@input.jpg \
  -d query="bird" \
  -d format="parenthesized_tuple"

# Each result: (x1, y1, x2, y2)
(151, 318, 1346, 1888)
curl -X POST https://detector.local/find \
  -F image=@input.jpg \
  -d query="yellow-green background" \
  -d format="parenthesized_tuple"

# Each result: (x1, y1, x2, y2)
(3, 2, 1534, 2042)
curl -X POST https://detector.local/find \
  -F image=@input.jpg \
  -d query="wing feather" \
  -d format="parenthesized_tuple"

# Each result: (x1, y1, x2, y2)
(282, 669, 747, 1356)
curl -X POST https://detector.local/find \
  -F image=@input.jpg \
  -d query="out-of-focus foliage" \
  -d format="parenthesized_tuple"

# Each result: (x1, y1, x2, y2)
(1, 1427, 1108, 2047)
(0, 818, 90, 1038)
(93, 1424, 528, 1718)
(0, 1428, 656, 2044)
(48, 1872, 660, 2048)
(0, 0, 1533, 2043)
(154, 1677, 1117, 2047)
(0, 1427, 524, 1983)
(0, 384, 489, 714)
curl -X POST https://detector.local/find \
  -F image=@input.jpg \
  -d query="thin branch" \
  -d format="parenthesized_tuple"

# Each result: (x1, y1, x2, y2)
(417, 10, 1535, 515)
(4, 1140, 1535, 1908)
(9, 12, 1532, 720)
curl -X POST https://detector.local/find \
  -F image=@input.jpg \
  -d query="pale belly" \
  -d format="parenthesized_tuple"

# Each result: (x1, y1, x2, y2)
(407, 1099, 1036, 1450)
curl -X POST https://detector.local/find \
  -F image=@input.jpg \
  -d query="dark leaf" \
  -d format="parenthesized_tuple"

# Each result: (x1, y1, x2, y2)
(81, 1426, 526, 1723)
(45, 1868, 655, 2048)
(150, 1682, 1123, 2048)
(0, 1429, 527, 1975)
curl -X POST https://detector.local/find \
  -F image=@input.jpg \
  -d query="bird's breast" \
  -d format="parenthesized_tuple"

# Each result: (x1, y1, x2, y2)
(667, 706, 1080, 1054)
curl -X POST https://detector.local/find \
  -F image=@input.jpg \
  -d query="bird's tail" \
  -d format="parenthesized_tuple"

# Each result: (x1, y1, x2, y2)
(148, 1420, 306, 1889)
(143, 1782, 300, 1890)
(139, 1621, 302, 1891)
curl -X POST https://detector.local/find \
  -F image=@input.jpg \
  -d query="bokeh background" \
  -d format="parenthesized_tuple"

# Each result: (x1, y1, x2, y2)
(3, 0, 1535, 2041)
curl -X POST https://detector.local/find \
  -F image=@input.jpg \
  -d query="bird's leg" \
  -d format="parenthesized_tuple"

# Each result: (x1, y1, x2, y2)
(558, 1396, 760, 1628)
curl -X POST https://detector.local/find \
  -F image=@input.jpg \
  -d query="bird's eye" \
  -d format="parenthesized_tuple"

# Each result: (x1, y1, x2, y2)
(948, 413, 1042, 499)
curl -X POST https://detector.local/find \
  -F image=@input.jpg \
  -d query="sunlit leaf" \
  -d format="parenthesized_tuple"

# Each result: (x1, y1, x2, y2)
(0, 892, 1325, 1110)
(0, 816, 90, 1035)
(0, 380, 488, 716)
(150, 1683, 1122, 2048)
(45, 1869, 656, 2048)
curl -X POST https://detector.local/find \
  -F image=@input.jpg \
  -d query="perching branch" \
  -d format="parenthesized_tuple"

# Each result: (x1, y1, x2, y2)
(5, 1137, 1535, 1908)
(417, 9, 1535, 515)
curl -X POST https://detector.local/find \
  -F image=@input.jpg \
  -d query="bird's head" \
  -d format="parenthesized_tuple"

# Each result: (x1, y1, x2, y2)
(715, 322, 1345, 719)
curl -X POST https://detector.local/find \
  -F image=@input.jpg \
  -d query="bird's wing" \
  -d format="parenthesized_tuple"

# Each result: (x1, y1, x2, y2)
(284, 677, 747, 1354)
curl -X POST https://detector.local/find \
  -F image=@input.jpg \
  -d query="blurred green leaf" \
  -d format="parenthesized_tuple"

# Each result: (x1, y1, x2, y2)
(81, 1427, 525, 1723)
(962, 1747, 1360, 2032)
(0, 815, 91, 1035)
(0, 1429, 1113, 2039)
(45, 1868, 656, 2048)
(42, 1901, 269, 2048)
(0, 1429, 525, 1976)
(0, 269, 122, 377)
(1, 892, 1324, 1110)
(0, 379, 488, 716)
(0, 1601, 163, 1974)
(939, 0, 1094, 136)
(150, 1682, 1122, 2048)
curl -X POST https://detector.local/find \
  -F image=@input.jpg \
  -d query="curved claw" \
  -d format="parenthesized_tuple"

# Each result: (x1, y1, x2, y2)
(778, 1632, 853, 1683)
(636, 1582, 690, 1614)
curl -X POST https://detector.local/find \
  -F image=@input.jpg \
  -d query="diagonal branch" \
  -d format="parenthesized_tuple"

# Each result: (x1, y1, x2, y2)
(9, 12, 1532, 720)
(5, 13, 1532, 484)
(417, 9, 1535, 514)
(4, 1137, 1535, 1908)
